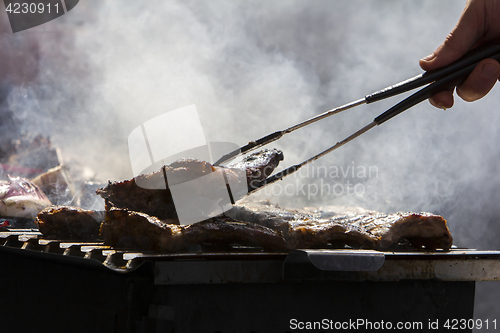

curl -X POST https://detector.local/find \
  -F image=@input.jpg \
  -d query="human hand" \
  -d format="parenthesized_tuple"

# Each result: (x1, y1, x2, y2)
(419, 0, 500, 109)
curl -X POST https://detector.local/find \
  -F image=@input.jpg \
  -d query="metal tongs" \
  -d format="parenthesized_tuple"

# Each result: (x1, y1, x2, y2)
(215, 43, 500, 194)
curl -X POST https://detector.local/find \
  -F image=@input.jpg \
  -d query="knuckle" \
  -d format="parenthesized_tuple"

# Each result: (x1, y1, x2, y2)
(442, 31, 466, 53)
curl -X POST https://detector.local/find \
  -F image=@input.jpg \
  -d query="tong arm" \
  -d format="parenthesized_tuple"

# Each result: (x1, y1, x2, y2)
(216, 43, 500, 168)
(374, 48, 500, 125)
(365, 43, 500, 104)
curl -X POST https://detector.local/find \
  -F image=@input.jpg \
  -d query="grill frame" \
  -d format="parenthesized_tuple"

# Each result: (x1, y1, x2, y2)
(3, 230, 500, 282)
(1, 229, 498, 332)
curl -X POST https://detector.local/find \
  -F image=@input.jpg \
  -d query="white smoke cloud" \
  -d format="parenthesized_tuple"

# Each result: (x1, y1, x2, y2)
(4, 0, 500, 322)
(10, 0, 500, 248)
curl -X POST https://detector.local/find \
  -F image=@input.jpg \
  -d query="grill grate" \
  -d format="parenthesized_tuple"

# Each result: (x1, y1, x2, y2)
(0, 229, 495, 333)
(2, 229, 500, 281)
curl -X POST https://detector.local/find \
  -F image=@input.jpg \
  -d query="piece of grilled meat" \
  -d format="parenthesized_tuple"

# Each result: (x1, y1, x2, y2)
(353, 211, 453, 250)
(183, 217, 287, 251)
(35, 200, 452, 252)
(101, 208, 183, 252)
(96, 149, 284, 221)
(100, 208, 287, 252)
(35, 206, 103, 240)
(227, 149, 284, 190)
(227, 202, 453, 250)
(226, 202, 379, 249)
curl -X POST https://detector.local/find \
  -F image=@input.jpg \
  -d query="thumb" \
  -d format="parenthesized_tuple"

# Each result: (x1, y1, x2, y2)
(420, 1, 485, 71)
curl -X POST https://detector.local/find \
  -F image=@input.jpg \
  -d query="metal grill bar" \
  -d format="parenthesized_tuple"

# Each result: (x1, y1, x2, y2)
(1, 231, 500, 282)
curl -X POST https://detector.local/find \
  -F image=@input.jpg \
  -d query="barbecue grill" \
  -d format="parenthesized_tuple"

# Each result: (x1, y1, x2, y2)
(1, 229, 498, 333)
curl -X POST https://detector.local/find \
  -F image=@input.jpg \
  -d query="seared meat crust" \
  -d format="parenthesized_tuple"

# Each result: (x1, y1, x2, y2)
(35, 206, 103, 240)
(354, 211, 453, 250)
(228, 202, 453, 250)
(183, 218, 287, 251)
(100, 208, 183, 252)
(96, 150, 284, 221)
(36, 201, 453, 252)
(100, 208, 287, 252)
(227, 149, 284, 190)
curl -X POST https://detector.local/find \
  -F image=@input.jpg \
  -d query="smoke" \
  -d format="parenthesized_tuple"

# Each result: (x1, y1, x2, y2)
(6, 0, 500, 248)
(3, 0, 500, 324)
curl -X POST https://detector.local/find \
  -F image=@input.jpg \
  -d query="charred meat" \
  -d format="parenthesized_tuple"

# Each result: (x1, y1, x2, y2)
(100, 208, 287, 252)
(227, 202, 453, 250)
(289, 220, 380, 249)
(352, 211, 453, 250)
(96, 150, 284, 220)
(226, 149, 284, 190)
(226, 202, 378, 249)
(96, 163, 186, 221)
(35, 206, 103, 240)
(36, 201, 452, 252)
(183, 218, 287, 251)
(101, 208, 183, 252)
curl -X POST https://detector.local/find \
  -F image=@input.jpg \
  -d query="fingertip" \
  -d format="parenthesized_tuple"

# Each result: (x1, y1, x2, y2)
(429, 91, 454, 109)
(419, 53, 437, 71)
(421, 53, 436, 62)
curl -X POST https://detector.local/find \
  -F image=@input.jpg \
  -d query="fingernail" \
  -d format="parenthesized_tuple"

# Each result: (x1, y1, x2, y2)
(437, 103, 447, 110)
(482, 63, 500, 78)
(421, 53, 436, 62)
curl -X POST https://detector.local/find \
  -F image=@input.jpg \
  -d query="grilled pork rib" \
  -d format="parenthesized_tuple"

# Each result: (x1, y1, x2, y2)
(101, 208, 183, 252)
(227, 202, 453, 250)
(355, 211, 454, 250)
(35, 206, 103, 240)
(96, 149, 284, 221)
(227, 149, 284, 190)
(100, 208, 287, 252)
(38, 145, 452, 252)
(226, 202, 378, 249)
(183, 217, 287, 251)
(36, 202, 452, 251)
